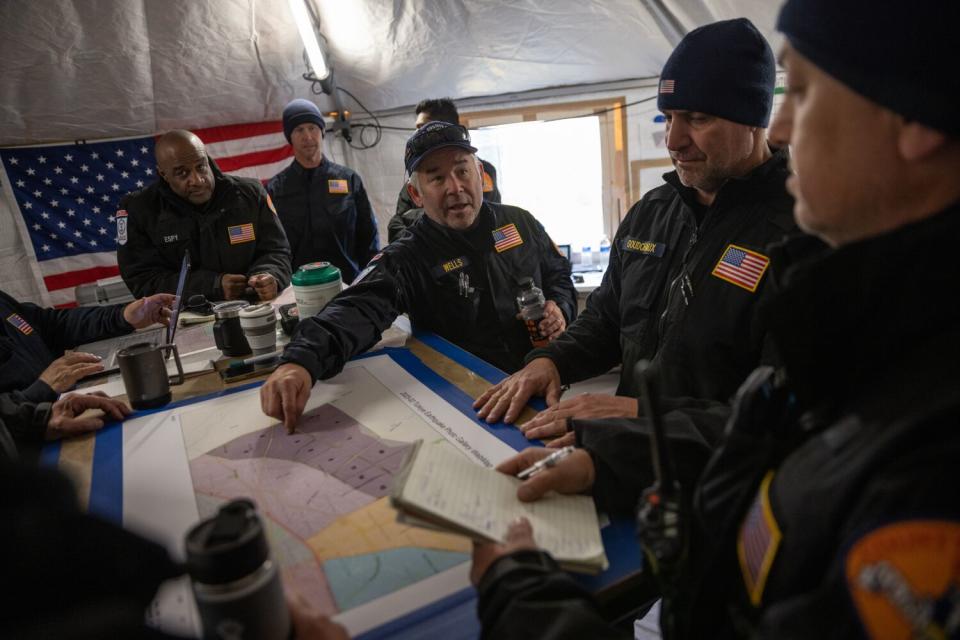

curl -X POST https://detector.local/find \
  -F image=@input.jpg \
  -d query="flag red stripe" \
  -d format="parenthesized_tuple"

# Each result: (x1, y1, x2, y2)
(715, 266, 759, 288)
(214, 146, 294, 172)
(192, 121, 284, 144)
(43, 265, 120, 291)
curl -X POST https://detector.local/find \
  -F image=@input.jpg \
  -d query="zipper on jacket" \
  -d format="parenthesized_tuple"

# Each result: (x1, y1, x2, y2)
(656, 223, 699, 344)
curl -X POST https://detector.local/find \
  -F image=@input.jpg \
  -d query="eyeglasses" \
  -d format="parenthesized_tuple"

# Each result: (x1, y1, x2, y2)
(404, 124, 472, 167)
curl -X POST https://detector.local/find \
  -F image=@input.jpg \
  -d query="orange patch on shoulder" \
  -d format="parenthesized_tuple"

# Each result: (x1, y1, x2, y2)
(846, 520, 960, 639)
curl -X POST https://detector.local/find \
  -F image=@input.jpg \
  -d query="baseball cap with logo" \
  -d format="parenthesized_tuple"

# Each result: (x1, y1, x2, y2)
(404, 122, 478, 174)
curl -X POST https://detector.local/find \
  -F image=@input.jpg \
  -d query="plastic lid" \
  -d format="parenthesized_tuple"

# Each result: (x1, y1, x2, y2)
(185, 499, 269, 585)
(212, 300, 250, 319)
(517, 276, 534, 289)
(292, 261, 341, 286)
(238, 303, 275, 318)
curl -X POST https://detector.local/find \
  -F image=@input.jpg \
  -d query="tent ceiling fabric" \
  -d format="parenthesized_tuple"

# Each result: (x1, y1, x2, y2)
(0, 0, 782, 146)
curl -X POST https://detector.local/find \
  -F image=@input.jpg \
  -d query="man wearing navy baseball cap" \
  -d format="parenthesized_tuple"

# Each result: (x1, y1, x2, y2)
(468, 3, 960, 639)
(260, 121, 576, 431)
(267, 98, 380, 282)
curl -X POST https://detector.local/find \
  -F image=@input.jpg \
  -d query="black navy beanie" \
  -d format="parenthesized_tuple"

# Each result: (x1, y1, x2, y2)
(282, 99, 325, 143)
(778, 0, 959, 138)
(657, 18, 775, 128)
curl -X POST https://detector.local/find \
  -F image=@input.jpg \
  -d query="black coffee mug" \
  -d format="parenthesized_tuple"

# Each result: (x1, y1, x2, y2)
(117, 342, 185, 410)
(212, 301, 251, 357)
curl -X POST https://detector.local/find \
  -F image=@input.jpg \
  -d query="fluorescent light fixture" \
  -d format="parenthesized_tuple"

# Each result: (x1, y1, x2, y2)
(288, 0, 330, 80)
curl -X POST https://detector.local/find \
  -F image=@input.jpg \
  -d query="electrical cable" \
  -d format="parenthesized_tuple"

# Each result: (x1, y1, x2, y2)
(335, 86, 383, 150)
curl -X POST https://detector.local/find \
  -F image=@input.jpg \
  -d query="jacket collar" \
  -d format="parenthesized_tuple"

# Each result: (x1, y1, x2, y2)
(287, 155, 329, 178)
(664, 145, 790, 212)
(764, 201, 960, 410)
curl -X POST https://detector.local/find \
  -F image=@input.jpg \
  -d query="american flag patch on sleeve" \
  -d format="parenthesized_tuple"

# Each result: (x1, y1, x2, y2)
(737, 471, 782, 606)
(6, 313, 34, 335)
(492, 223, 523, 253)
(227, 223, 256, 245)
(712, 244, 770, 292)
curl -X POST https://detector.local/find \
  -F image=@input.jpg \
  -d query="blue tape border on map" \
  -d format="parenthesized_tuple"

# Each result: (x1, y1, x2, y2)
(355, 586, 476, 640)
(42, 381, 264, 525)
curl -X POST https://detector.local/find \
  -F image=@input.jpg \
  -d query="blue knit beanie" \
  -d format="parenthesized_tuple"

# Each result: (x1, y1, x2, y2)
(282, 99, 325, 143)
(778, 0, 959, 137)
(657, 18, 775, 128)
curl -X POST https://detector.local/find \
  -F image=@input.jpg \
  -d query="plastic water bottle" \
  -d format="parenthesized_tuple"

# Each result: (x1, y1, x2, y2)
(597, 235, 611, 268)
(516, 277, 548, 348)
(581, 245, 593, 268)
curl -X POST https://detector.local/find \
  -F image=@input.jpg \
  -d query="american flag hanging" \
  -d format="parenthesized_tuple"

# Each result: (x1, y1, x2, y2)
(0, 120, 293, 307)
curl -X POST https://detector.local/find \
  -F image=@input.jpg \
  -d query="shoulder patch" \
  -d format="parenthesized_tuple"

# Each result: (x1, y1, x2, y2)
(6, 313, 34, 336)
(847, 520, 960, 639)
(482, 169, 494, 193)
(328, 179, 349, 195)
(492, 223, 523, 253)
(737, 470, 782, 606)
(227, 223, 256, 245)
(116, 209, 128, 245)
(712, 244, 770, 293)
(621, 237, 666, 257)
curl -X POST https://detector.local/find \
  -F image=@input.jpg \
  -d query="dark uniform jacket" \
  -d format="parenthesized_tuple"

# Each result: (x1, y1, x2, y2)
(0, 290, 132, 403)
(0, 462, 185, 638)
(476, 202, 960, 640)
(267, 157, 379, 282)
(282, 202, 576, 379)
(388, 158, 501, 243)
(529, 147, 798, 403)
(0, 391, 52, 461)
(117, 161, 292, 300)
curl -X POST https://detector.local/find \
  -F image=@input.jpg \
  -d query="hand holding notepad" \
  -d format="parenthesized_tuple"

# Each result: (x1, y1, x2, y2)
(390, 441, 608, 574)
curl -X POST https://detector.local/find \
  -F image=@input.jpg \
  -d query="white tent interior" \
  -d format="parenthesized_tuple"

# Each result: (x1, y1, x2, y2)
(0, 0, 785, 304)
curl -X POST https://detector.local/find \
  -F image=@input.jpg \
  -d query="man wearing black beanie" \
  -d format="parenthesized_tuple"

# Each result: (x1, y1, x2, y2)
(267, 99, 380, 282)
(477, 18, 800, 446)
(470, 3, 960, 640)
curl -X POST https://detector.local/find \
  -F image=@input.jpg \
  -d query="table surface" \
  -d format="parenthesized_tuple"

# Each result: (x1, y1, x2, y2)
(54, 319, 640, 640)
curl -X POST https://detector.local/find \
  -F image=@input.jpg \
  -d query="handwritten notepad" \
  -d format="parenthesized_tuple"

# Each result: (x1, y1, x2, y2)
(390, 441, 608, 574)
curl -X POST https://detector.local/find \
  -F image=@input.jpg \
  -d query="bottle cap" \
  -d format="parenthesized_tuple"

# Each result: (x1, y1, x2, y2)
(517, 276, 535, 289)
(292, 261, 341, 286)
(185, 498, 270, 585)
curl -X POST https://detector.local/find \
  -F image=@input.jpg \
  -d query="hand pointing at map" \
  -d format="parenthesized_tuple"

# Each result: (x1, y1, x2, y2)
(261, 363, 314, 433)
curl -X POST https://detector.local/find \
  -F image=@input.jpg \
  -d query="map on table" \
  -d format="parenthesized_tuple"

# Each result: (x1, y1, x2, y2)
(118, 353, 516, 637)
(187, 403, 469, 613)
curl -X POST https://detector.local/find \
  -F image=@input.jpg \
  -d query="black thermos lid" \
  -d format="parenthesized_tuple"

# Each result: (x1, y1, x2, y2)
(185, 498, 269, 585)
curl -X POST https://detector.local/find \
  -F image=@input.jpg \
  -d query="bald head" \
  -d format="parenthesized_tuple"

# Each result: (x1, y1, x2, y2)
(155, 130, 215, 205)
